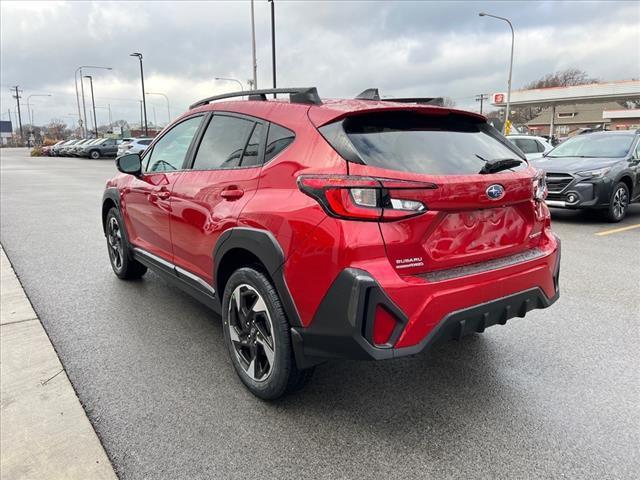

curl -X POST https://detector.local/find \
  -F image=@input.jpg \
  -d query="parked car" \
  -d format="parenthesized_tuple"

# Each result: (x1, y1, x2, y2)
(116, 138, 136, 156)
(80, 138, 121, 159)
(117, 138, 153, 156)
(42, 140, 64, 156)
(102, 87, 561, 399)
(531, 130, 640, 221)
(507, 135, 553, 160)
(50, 139, 73, 156)
(68, 138, 95, 156)
(58, 139, 84, 156)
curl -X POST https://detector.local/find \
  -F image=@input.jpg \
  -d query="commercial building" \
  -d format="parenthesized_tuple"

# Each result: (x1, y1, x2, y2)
(491, 80, 640, 137)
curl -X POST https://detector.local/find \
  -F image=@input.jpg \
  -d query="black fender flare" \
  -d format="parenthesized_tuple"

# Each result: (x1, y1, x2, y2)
(213, 227, 302, 327)
(101, 188, 121, 234)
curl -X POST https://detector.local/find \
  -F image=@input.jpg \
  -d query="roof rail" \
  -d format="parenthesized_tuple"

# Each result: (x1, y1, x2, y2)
(354, 88, 444, 106)
(189, 87, 321, 109)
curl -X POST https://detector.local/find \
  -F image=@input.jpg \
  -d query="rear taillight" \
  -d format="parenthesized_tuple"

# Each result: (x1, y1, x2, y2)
(297, 175, 432, 221)
(533, 169, 548, 202)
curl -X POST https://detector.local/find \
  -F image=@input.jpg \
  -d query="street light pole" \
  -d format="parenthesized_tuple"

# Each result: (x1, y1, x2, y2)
(214, 77, 244, 91)
(83, 75, 99, 137)
(146, 91, 171, 125)
(130, 53, 148, 136)
(26, 94, 52, 146)
(250, 0, 258, 89)
(74, 65, 112, 137)
(269, 0, 276, 97)
(479, 12, 514, 134)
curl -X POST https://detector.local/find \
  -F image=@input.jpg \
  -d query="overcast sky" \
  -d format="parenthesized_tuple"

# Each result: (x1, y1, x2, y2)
(1, 0, 638, 129)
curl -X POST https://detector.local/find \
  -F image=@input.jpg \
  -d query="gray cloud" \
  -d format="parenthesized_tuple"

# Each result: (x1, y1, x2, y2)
(1, 0, 638, 127)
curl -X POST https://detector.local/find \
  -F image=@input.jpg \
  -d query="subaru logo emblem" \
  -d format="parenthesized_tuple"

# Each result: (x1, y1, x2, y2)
(486, 184, 505, 200)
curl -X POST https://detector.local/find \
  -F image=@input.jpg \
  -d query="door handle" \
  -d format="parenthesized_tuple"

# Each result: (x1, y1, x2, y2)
(155, 186, 171, 200)
(221, 187, 244, 200)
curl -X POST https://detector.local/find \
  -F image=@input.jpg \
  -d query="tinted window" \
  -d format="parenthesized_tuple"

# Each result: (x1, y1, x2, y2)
(265, 124, 295, 162)
(192, 115, 255, 170)
(241, 124, 264, 167)
(513, 138, 539, 154)
(139, 140, 152, 146)
(343, 112, 526, 175)
(145, 116, 202, 172)
(548, 134, 635, 158)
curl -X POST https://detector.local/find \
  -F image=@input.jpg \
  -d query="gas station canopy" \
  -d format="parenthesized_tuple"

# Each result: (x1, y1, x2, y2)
(491, 80, 640, 108)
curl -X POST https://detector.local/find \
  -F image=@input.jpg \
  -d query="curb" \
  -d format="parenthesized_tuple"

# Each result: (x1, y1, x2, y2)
(1, 246, 118, 480)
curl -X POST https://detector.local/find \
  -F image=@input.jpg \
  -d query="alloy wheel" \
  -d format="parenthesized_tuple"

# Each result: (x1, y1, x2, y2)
(107, 216, 124, 272)
(227, 284, 276, 382)
(612, 186, 628, 219)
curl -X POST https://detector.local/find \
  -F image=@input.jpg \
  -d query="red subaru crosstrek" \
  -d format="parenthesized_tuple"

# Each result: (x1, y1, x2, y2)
(102, 87, 560, 399)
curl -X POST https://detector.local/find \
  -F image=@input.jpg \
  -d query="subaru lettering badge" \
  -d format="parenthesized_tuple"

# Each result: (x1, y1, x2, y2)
(486, 184, 505, 200)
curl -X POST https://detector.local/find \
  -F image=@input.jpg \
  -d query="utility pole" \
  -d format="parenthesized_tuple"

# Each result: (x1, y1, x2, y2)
(250, 0, 258, 89)
(84, 75, 99, 137)
(269, 0, 276, 97)
(475, 94, 489, 114)
(139, 100, 143, 132)
(12, 86, 23, 142)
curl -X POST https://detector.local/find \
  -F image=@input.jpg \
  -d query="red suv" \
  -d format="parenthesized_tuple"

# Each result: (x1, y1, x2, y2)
(102, 87, 560, 399)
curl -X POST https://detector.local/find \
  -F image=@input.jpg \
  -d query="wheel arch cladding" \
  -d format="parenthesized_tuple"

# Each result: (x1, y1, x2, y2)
(213, 228, 302, 327)
(618, 175, 633, 194)
(101, 189, 120, 234)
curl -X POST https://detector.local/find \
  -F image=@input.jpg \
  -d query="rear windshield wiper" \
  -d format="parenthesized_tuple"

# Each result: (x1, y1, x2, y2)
(476, 155, 524, 174)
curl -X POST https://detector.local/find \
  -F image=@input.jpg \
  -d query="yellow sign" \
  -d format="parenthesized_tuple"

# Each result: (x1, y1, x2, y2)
(504, 119, 512, 135)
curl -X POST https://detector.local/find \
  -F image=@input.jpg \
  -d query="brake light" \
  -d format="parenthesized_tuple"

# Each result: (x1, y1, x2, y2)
(297, 175, 433, 221)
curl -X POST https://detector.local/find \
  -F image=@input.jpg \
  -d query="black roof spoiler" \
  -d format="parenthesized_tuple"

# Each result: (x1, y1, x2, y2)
(355, 88, 444, 106)
(190, 87, 322, 109)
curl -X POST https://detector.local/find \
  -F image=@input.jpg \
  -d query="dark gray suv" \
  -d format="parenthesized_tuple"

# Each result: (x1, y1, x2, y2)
(79, 138, 121, 159)
(531, 130, 640, 221)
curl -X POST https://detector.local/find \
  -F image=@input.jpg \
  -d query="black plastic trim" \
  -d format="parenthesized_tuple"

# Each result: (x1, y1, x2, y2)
(213, 227, 302, 327)
(292, 259, 560, 366)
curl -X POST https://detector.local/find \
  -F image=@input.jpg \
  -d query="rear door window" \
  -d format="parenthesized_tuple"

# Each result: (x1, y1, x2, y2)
(335, 111, 526, 175)
(191, 115, 257, 170)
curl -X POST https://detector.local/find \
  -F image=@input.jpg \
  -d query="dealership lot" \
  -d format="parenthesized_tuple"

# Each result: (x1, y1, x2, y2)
(1, 148, 638, 479)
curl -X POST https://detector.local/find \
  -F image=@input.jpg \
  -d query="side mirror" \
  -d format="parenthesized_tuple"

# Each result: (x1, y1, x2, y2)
(116, 153, 142, 176)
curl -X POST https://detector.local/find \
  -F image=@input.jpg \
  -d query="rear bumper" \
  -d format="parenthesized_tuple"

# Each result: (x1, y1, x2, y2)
(291, 235, 560, 368)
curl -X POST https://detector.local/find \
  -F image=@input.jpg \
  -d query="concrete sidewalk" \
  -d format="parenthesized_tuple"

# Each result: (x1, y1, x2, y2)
(1, 247, 117, 480)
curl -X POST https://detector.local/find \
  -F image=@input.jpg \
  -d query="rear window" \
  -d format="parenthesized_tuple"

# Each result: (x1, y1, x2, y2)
(335, 111, 526, 175)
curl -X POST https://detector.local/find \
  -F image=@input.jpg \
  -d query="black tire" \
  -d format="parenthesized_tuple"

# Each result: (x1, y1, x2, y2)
(105, 207, 147, 279)
(606, 182, 629, 222)
(222, 267, 314, 400)
(89, 150, 100, 159)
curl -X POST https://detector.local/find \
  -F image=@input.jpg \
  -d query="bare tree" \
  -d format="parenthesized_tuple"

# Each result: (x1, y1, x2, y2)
(523, 68, 599, 90)
(47, 119, 67, 140)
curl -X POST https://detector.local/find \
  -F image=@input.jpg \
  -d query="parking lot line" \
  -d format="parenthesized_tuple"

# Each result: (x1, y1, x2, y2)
(594, 223, 640, 236)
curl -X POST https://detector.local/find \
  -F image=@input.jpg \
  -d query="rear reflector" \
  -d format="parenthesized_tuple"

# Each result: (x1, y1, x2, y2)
(373, 306, 397, 345)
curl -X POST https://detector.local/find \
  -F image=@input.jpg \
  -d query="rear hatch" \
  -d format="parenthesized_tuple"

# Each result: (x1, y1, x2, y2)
(315, 108, 542, 276)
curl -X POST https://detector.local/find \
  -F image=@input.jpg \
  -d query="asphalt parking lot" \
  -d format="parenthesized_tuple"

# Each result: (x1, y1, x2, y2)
(1, 148, 638, 480)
